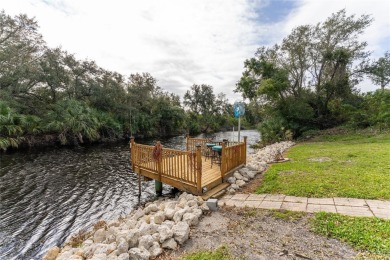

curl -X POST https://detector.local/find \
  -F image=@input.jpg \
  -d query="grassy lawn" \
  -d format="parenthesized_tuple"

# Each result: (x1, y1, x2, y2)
(312, 212, 390, 254)
(181, 245, 233, 260)
(256, 133, 390, 199)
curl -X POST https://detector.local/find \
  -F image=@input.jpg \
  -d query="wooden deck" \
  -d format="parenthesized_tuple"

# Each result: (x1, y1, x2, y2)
(131, 136, 246, 195)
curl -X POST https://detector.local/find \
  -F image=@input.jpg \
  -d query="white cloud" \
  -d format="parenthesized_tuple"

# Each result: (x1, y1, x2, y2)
(1, 0, 389, 100)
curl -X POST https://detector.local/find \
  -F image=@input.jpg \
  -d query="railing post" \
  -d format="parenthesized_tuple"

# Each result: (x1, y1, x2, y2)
(196, 145, 202, 194)
(221, 141, 227, 179)
(155, 141, 163, 196)
(130, 136, 135, 172)
(243, 136, 247, 165)
(186, 134, 189, 151)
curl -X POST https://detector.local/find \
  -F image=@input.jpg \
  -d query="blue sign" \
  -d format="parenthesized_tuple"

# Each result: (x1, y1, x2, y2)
(233, 102, 245, 118)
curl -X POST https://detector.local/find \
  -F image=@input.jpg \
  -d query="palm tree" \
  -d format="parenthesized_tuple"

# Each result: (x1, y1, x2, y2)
(0, 102, 24, 150)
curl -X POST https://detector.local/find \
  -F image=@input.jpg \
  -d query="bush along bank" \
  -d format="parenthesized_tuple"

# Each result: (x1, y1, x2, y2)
(225, 141, 295, 195)
(43, 193, 210, 260)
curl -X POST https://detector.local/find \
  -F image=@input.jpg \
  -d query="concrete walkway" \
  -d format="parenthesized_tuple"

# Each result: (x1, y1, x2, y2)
(218, 193, 390, 219)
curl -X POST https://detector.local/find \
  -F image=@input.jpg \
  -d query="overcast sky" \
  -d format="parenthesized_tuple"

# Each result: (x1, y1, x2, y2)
(2, 0, 389, 101)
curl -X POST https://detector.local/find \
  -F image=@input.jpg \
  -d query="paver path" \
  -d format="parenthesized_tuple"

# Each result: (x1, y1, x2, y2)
(218, 193, 390, 219)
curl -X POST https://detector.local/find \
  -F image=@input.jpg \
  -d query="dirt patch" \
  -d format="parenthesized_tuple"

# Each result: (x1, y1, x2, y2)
(162, 208, 357, 259)
(240, 171, 264, 193)
(308, 157, 332, 162)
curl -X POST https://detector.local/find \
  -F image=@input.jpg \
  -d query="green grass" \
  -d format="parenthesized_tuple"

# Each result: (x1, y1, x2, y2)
(256, 133, 390, 199)
(312, 212, 390, 254)
(181, 245, 233, 260)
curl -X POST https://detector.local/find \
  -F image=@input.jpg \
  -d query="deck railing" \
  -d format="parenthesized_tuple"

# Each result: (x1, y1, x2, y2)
(186, 137, 209, 155)
(131, 138, 203, 194)
(131, 136, 247, 195)
(220, 138, 247, 177)
(186, 136, 247, 177)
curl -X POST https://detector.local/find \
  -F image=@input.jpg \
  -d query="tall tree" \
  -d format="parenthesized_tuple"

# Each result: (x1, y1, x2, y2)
(366, 52, 390, 91)
(236, 9, 372, 134)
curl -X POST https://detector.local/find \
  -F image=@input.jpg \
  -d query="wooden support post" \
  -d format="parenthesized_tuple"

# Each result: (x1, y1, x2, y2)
(196, 145, 202, 194)
(156, 141, 162, 183)
(155, 141, 163, 196)
(243, 136, 247, 165)
(221, 140, 227, 179)
(186, 134, 189, 151)
(130, 136, 135, 172)
(130, 136, 141, 199)
(155, 180, 162, 196)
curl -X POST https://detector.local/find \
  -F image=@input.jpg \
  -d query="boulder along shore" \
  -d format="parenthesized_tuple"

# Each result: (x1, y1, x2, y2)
(43, 141, 295, 260)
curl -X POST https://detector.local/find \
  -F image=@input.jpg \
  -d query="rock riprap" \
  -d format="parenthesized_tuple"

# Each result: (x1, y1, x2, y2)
(226, 141, 295, 195)
(43, 193, 209, 260)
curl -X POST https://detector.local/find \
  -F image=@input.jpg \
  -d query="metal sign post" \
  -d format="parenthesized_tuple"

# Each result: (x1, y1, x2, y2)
(233, 101, 245, 142)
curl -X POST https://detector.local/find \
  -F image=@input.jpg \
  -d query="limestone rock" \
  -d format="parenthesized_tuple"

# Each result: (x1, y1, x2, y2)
(227, 176, 236, 184)
(144, 203, 158, 214)
(195, 196, 204, 206)
(162, 238, 178, 250)
(126, 229, 140, 248)
(152, 232, 160, 242)
(128, 247, 150, 260)
(192, 208, 203, 218)
(182, 213, 199, 226)
(108, 221, 120, 227)
(164, 208, 176, 220)
(138, 222, 158, 235)
(173, 209, 186, 223)
(200, 203, 210, 212)
(238, 168, 249, 178)
(82, 239, 94, 247)
(117, 239, 128, 255)
(165, 201, 177, 209)
(179, 192, 188, 199)
(138, 235, 154, 250)
(158, 225, 173, 243)
(161, 220, 175, 229)
(236, 180, 246, 187)
(143, 215, 151, 224)
(149, 241, 163, 258)
(132, 208, 145, 220)
(115, 230, 128, 244)
(153, 211, 165, 224)
(43, 246, 60, 260)
(126, 219, 137, 229)
(118, 253, 129, 260)
(231, 184, 239, 190)
(172, 221, 190, 245)
(187, 200, 198, 207)
(227, 187, 236, 195)
(90, 254, 106, 260)
(93, 228, 106, 243)
(177, 197, 188, 208)
(107, 252, 119, 260)
(82, 245, 94, 259)
(233, 171, 244, 180)
(247, 171, 256, 179)
(185, 194, 195, 201)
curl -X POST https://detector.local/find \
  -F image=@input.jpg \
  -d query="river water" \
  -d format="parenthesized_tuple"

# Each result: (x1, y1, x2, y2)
(0, 130, 259, 259)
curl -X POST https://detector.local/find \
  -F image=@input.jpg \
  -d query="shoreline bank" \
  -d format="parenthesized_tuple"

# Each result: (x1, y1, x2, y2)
(43, 141, 293, 260)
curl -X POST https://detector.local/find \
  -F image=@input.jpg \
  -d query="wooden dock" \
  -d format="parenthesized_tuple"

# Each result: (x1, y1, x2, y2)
(130, 136, 247, 196)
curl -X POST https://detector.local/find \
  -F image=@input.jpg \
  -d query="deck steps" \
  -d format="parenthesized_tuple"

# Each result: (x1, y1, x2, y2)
(201, 182, 230, 200)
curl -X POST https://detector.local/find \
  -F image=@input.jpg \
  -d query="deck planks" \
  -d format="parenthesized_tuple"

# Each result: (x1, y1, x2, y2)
(138, 155, 221, 188)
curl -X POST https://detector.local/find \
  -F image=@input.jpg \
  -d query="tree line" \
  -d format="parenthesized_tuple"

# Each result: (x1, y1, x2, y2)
(235, 9, 389, 144)
(2, 9, 388, 151)
(0, 11, 255, 151)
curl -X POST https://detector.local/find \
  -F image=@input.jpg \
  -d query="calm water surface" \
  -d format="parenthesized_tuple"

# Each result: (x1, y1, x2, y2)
(0, 130, 259, 259)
